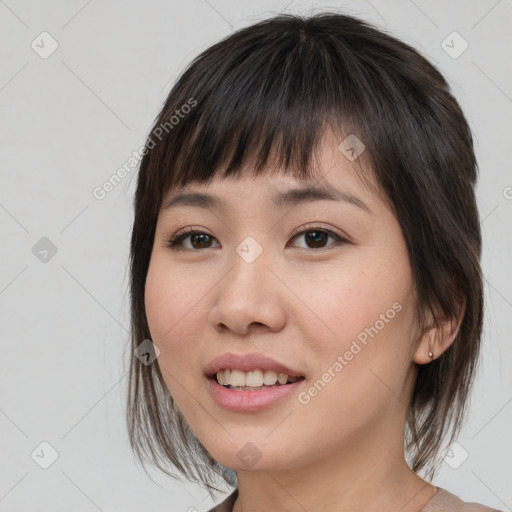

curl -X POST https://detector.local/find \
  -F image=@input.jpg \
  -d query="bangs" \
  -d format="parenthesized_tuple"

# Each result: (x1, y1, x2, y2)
(145, 15, 381, 199)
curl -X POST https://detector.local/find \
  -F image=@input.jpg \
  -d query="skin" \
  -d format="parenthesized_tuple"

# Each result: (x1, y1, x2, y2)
(144, 131, 461, 512)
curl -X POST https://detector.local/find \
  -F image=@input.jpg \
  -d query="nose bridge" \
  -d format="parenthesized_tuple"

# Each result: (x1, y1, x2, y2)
(211, 234, 285, 334)
(232, 235, 268, 292)
(225, 234, 272, 305)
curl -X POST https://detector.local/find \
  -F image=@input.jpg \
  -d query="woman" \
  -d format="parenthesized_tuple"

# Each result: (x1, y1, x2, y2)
(126, 12, 503, 512)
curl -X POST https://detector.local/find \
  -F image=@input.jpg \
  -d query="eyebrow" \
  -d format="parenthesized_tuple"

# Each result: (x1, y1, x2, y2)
(162, 185, 372, 214)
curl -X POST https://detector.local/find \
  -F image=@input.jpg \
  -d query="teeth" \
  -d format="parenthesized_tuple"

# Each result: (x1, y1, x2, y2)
(230, 369, 246, 387)
(215, 369, 301, 387)
(246, 370, 264, 387)
(263, 370, 278, 385)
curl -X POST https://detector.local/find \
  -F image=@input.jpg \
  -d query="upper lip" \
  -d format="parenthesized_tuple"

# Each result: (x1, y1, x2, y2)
(205, 352, 305, 379)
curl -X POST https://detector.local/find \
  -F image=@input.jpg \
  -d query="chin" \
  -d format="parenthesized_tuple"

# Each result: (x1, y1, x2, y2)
(204, 439, 300, 474)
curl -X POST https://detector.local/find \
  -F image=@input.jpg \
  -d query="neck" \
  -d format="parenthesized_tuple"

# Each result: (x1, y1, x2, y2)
(232, 411, 436, 512)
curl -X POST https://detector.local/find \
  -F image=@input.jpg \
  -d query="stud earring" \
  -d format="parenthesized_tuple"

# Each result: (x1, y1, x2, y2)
(428, 350, 434, 359)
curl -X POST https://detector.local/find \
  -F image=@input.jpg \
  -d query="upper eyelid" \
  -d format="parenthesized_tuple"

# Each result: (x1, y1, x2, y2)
(290, 223, 345, 238)
(170, 224, 343, 240)
(168, 224, 348, 248)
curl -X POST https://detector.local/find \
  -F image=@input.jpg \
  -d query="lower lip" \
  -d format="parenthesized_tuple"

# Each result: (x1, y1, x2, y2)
(206, 377, 304, 412)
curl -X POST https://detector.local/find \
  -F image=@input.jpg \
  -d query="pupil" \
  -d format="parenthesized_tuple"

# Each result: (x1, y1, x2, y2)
(306, 231, 326, 248)
(190, 231, 327, 249)
(192, 233, 210, 249)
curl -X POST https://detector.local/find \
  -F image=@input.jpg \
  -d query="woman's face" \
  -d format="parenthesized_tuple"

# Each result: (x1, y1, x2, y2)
(144, 133, 421, 473)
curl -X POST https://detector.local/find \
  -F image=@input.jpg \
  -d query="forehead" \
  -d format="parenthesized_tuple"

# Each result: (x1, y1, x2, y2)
(161, 146, 382, 218)
(166, 127, 378, 198)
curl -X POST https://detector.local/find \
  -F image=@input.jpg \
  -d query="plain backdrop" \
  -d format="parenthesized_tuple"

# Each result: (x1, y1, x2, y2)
(0, 1, 511, 511)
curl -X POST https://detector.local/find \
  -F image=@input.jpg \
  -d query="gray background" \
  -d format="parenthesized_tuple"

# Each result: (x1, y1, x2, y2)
(0, 1, 511, 511)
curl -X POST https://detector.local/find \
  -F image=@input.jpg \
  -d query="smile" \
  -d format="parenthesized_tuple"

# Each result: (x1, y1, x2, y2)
(216, 369, 303, 389)
(207, 375, 305, 412)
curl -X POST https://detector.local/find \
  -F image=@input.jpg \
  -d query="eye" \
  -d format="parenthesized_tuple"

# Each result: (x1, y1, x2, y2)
(166, 227, 220, 250)
(166, 225, 348, 251)
(289, 225, 348, 250)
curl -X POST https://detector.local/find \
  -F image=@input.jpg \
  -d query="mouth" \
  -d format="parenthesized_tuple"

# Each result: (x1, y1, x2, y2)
(204, 352, 306, 411)
(208, 369, 305, 391)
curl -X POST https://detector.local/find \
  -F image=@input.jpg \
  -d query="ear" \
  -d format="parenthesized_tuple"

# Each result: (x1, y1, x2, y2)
(413, 299, 466, 364)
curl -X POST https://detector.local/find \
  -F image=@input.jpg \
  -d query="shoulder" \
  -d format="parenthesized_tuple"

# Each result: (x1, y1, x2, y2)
(206, 486, 504, 512)
(206, 488, 238, 512)
(205, 486, 504, 512)
(422, 486, 504, 512)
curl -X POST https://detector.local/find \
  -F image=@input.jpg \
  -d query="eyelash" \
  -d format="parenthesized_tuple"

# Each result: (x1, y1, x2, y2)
(165, 225, 348, 251)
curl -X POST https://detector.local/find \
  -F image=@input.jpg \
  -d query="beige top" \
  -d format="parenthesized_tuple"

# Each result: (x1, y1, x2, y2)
(207, 486, 504, 512)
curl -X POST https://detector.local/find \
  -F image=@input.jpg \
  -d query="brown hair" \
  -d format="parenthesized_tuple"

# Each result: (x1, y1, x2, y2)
(126, 11, 483, 495)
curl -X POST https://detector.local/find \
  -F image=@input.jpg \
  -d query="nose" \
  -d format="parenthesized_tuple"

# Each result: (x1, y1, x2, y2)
(208, 241, 287, 337)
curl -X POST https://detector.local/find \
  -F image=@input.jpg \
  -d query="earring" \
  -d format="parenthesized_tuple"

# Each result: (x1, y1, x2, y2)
(428, 350, 434, 359)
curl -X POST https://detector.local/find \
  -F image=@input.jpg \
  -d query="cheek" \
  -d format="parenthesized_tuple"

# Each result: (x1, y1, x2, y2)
(145, 255, 201, 342)
(307, 269, 414, 390)
(291, 245, 416, 405)
(144, 255, 218, 415)
(144, 258, 200, 382)
(291, 253, 412, 346)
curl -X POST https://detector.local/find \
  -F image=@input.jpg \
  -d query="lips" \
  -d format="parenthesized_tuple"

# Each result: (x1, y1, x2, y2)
(204, 352, 305, 379)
